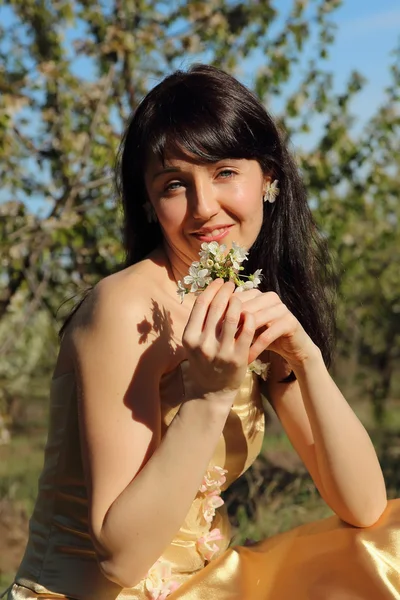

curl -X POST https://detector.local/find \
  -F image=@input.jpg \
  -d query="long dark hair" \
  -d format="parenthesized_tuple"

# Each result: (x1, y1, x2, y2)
(62, 64, 336, 368)
(115, 64, 336, 366)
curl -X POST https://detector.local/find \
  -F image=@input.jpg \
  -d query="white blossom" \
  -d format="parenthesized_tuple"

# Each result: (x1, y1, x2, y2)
(234, 280, 255, 293)
(199, 241, 226, 263)
(265, 179, 280, 203)
(183, 263, 211, 293)
(230, 241, 248, 269)
(250, 269, 263, 288)
(177, 241, 263, 300)
(247, 359, 270, 381)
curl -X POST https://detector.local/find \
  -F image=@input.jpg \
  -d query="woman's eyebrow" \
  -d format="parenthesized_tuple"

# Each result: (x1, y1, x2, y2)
(151, 159, 242, 182)
(151, 166, 181, 181)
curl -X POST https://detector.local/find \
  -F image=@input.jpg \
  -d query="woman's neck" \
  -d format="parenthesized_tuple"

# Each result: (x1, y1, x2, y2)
(149, 244, 196, 307)
(161, 241, 194, 288)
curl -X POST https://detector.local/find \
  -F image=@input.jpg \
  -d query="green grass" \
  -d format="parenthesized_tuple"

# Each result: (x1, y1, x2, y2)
(352, 399, 400, 431)
(0, 430, 47, 588)
(231, 492, 334, 545)
(0, 430, 47, 514)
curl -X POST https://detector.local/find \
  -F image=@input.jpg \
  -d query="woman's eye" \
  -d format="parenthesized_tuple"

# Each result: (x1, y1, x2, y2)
(218, 169, 235, 178)
(164, 181, 182, 192)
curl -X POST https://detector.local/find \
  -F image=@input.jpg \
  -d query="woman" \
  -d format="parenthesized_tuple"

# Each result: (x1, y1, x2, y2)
(3, 64, 400, 600)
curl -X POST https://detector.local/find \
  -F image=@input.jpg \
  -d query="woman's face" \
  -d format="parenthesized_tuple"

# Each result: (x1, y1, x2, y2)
(144, 149, 269, 269)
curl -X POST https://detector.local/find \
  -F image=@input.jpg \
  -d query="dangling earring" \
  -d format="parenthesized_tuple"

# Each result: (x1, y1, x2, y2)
(143, 201, 158, 223)
(263, 179, 280, 203)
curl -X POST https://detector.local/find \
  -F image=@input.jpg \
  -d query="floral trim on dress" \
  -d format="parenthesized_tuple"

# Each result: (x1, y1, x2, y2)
(199, 465, 227, 494)
(197, 528, 224, 561)
(145, 559, 180, 600)
(196, 465, 228, 561)
(200, 491, 224, 524)
(144, 465, 229, 598)
(198, 465, 228, 525)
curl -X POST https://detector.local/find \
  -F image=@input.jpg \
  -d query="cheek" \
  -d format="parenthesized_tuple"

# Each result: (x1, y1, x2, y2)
(159, 202, 186, 229)
(228, 183, 263, 216)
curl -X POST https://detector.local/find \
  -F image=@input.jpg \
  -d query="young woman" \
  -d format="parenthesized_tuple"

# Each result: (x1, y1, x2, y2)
(3, 64, 400, 600)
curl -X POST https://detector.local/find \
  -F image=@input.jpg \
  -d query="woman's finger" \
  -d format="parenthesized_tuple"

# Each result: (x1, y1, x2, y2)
(250, 302, 288, 330)
(218, 295, 242, 355)
(247, 316, 294, 363)
(238, 291, 282, 315)
(201, 281, 236, 342)
(183, 279, 224, 347)
(235, 311, 256, 359)
(233, 288, 261, 303)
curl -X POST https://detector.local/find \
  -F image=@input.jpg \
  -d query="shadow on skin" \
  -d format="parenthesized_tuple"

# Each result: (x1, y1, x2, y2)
(122, 299, 186, 470)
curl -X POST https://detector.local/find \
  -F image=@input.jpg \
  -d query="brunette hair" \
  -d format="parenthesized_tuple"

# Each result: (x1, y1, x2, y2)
(63, 64, 336, 367)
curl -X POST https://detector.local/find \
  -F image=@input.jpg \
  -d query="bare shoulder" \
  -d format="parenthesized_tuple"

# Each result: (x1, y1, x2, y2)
(71, 263, 158, 331)
(64, 257, 174, 375)
(55, 250, 189, 379)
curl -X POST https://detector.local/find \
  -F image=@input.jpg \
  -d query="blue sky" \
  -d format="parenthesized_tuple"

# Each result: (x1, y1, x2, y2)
(324, 1, 399, 121)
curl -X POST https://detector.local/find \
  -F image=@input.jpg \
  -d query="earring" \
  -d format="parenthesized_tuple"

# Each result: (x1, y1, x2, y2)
(143, 201, 158, 223)
(263, 179, 280, 203)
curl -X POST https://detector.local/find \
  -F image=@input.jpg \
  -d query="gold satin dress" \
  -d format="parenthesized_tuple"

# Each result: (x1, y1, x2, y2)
(2, 361, 400, 600)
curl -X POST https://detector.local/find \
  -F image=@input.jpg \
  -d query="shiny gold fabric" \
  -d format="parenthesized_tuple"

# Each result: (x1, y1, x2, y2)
(3, 362, 400, 600)
(171, 499, 400, 599)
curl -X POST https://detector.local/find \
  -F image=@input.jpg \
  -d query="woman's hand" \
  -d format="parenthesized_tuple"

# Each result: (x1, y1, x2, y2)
(236, 289, 320, 369)
(182, 279, 256, 400)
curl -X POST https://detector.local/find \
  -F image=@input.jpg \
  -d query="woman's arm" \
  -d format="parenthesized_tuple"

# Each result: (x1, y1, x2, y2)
(71, 277, 254, 588)
(239, 291, 387, 528)
(264, 350, 387, 527)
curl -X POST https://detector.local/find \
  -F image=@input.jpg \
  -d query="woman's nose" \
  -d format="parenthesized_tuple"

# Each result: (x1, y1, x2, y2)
(189, 179, 220, 221)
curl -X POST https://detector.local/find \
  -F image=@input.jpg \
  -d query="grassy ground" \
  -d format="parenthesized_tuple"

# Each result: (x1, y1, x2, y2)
(0, 428, 47, 591)
(0, 431, 47, 514)
(0, 395, 399, 590)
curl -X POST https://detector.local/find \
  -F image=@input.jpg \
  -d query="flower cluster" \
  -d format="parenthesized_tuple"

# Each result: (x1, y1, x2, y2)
(145, 559, 180, 600)
(177, 241, 263, 302)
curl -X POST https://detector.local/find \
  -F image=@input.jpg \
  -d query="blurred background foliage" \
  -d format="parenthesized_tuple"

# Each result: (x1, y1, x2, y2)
(0, 0, 399, 587)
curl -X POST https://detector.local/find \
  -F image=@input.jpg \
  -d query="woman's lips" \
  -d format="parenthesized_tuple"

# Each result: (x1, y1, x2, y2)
(192, 226, 232, 243)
